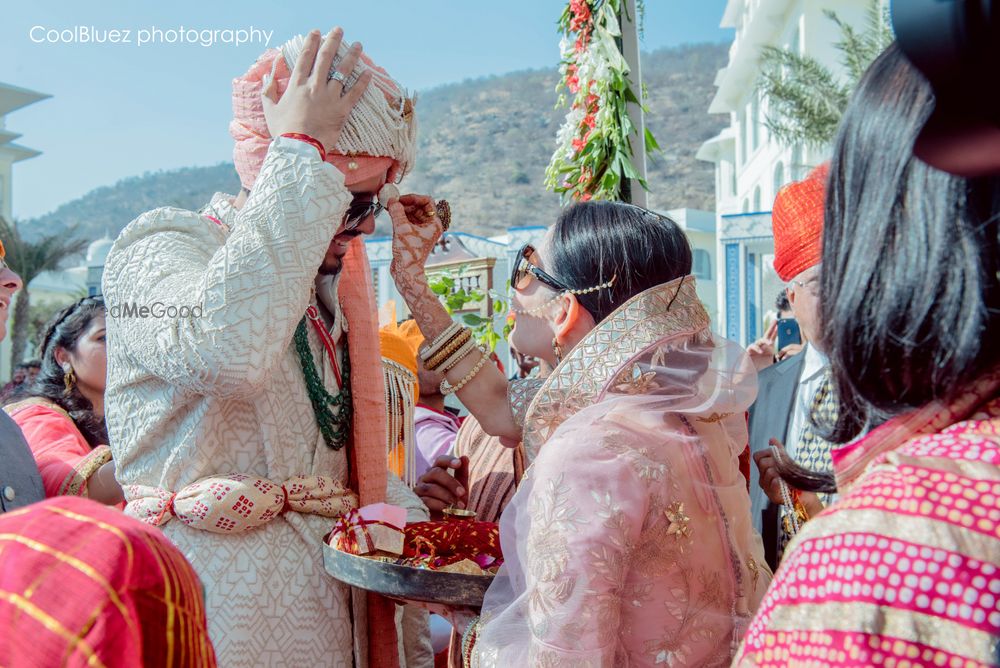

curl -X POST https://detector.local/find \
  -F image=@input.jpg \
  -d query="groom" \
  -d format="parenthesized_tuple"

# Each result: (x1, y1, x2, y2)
(103, 29, 424, 666)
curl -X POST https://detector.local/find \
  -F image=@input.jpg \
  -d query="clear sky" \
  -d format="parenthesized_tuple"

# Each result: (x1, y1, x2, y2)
(1, 1, 731, 219)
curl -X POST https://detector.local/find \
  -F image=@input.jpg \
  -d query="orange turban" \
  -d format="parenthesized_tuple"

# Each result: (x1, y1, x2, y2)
(396, 319, 425, 358)
(379, 324, 419, 487)
(379, 326, 419, 400)
(771, 163, 829, 282)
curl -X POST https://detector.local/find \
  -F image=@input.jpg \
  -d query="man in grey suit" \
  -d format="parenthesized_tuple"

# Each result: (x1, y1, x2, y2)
(748, 165, 834, 570)
(0, 242, 45, 513)
(748, 352, 806, 568)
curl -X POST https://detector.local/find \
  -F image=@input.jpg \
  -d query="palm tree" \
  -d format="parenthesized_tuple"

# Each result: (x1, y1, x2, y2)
(756, 0, 893, 149)
(0, 217, 88, 369)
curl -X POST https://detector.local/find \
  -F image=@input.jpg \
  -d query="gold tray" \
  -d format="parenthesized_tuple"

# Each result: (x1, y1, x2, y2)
(322, 543, 493, 607)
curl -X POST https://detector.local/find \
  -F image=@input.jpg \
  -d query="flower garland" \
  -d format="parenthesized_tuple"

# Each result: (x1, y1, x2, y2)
(545, 0, 659, 202)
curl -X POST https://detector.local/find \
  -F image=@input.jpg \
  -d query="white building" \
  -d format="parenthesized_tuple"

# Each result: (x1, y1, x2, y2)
(0, 82, 48, 380)
(697, 0, 872, 345)
(0, 82, 48, 222)
(84, 234, 113, 296)
(668, 209, 719, 331)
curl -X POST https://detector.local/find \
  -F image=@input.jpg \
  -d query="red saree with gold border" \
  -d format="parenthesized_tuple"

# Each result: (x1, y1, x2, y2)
(0, 496, 216, 667)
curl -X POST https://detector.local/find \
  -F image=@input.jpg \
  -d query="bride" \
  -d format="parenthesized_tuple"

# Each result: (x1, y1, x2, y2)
(388, 197, 770, 666)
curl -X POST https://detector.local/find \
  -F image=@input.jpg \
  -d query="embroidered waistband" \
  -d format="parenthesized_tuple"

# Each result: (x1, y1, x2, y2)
(125, 474, 357, 534)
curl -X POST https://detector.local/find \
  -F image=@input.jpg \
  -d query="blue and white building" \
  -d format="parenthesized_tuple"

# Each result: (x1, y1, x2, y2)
(697, 0, 874, 345)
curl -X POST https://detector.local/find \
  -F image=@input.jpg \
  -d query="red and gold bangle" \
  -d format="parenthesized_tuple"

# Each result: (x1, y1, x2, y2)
(279, 132, 327, 162)
(791, 489, 811, 522)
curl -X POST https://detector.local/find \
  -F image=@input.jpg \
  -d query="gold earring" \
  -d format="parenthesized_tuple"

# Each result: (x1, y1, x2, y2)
(63, 366, 76, 393)
(552, 338, 563, 364)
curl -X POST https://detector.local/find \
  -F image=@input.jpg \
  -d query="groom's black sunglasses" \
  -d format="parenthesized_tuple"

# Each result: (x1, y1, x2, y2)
(343, 195, 383, 231)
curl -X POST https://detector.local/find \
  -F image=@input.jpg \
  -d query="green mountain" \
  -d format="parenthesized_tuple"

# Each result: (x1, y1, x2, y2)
(22, 42, 726, 246)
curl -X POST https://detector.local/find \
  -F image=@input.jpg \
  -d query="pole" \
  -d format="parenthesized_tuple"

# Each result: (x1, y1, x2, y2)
(619, 0, 648, 206)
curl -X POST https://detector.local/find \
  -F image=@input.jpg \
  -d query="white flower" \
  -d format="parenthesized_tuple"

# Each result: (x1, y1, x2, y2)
(559, 36, 572, 58)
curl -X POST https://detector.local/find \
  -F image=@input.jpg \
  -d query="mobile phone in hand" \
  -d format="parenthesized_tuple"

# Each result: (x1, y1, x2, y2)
(776, 318, 801, 352)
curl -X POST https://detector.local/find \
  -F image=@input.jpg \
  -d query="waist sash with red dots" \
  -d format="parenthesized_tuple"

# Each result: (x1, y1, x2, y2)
(124, 474, 357, 533)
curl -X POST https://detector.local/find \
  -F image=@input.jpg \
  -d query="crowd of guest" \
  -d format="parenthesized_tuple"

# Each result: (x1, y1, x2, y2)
(0, 27, 996, 668)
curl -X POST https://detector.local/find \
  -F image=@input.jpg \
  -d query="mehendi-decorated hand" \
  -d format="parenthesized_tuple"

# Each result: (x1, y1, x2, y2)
(388, 193, 442, 281)
(387, 193, 449, 337)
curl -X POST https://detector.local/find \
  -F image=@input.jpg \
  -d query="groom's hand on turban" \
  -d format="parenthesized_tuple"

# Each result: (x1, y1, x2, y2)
(262, 27, 373, 152)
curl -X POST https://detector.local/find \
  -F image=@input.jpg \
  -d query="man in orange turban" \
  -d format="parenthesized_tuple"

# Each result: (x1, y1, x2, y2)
(379, 317, 460, 485)
(102, 28, 432, 667)
(380, 323, 421, 485)
(749, 163, 838, 570)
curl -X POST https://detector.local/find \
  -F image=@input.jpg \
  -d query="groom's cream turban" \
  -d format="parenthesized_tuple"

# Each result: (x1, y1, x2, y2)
(230, 33, 417, 190)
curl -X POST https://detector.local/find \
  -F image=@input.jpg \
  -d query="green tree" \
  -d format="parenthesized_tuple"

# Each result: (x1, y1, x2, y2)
(0, 217, 88, 369)
(427, 266, 511, 353)
(756, 0, 892, 149)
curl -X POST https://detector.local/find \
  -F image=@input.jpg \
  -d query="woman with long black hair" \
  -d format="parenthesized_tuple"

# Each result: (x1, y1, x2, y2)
(4, 296, 123, 505)
(735, 43, 1000, 667)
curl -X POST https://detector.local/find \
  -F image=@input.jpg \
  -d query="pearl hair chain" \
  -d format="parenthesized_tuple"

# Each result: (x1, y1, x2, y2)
(509, 275, 617, 316)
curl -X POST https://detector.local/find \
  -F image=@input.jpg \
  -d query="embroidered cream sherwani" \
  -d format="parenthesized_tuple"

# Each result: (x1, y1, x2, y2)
(103, 137, 425, 667)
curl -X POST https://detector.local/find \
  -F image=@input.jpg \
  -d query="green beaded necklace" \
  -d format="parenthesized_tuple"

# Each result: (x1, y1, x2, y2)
(294, 317, 352, 450)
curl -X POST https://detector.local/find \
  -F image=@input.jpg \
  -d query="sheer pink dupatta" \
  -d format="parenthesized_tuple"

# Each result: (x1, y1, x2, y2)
(475, 277, 771, 667)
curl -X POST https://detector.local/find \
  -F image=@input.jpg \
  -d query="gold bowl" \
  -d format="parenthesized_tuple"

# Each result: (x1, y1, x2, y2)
(442, 507, 476, 521)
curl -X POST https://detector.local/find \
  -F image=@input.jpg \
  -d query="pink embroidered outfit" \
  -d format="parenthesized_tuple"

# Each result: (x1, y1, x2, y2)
(474, 277, 772, 667)
(734, 371, 1000, 667)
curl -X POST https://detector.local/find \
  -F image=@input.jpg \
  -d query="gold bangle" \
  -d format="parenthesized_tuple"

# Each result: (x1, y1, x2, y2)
(420, 322, 462, 361)
(425, 329, 472, 370)
(420, 327, 468, 367)
(440, 348, 489, 395)
(795, 500, 811, 522)
(425, 329, 473, 371)
(439, 337, 479, 373)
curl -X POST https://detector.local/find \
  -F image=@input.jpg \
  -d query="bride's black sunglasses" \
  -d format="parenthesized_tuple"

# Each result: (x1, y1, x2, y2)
(510, 244, 573, 292)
